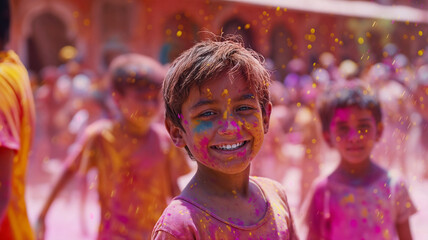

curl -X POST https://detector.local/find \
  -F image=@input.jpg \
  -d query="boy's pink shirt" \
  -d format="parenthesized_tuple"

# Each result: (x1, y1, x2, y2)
(303, 171, 417, 240)
(0, 50, 35, 239)
(68, 119, 190, 239)
(152, 176, 299, 240)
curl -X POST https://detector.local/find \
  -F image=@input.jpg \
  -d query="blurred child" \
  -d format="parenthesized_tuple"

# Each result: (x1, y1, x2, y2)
(36, 53, 190, 239)
(302, 81, 417, 240)
(0, 0, 36, 238)
(151, 37, 298, 239)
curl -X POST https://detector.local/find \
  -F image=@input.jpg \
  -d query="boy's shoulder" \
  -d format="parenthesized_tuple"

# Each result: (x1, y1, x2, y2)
(251, 176, 284, 190)
(77, 119, 115, 145)
(84, 119, 114, 137)
(152, 197, 200, 239)
(250, 176, 291, 202)
(149, 122, 174, 149)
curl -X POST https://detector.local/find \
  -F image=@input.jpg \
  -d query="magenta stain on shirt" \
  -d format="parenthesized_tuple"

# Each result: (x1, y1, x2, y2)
(183, 120, 188, 125)
(350, 219, 358, 228)
(375, 225, 381, 233)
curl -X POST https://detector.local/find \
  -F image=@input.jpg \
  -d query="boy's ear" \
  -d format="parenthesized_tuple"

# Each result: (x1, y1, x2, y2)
(165, 118, 186, 148)
(263, 102, 272, 134)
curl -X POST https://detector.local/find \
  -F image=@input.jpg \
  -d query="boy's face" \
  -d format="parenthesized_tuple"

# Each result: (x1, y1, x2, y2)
(168, 73, 271, 175)
(114, 85, 160, 129)
(325, 106, 382, 165)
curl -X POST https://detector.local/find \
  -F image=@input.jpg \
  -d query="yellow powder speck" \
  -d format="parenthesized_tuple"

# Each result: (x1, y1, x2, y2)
(221, 89, 229, 97)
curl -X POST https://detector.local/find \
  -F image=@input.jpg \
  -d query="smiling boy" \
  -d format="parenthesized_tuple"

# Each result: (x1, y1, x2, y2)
(151, 37, 298, 239)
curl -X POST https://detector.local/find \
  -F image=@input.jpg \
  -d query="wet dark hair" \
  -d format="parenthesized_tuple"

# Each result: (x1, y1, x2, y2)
(317, 80, 382, 134)
(108, 53, 165, 95)
(0, 0, 10, 45)
(163, 35, 271, 131)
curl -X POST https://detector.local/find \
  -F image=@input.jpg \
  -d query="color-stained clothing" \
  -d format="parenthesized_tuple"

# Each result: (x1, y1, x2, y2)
(303, 172, 417, 240)
(0, 50, 35, 239)
(68, 120, 190, 240)
(152, 177, 299, 240)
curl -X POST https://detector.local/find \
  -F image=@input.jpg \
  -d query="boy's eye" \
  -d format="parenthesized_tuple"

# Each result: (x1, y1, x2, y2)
(198, 111, 216, 118)
(337, 126, 349, 135)
(236, 105, 254, 112)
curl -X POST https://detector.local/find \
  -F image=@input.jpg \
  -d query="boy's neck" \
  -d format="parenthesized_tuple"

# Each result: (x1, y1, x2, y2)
(118, 117, 151, 137)
(335, 159, 381, 186)
(190, 164, 251, 198)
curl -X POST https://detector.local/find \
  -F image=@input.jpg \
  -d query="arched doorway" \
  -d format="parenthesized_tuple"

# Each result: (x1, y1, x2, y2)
(26, 12, 73, 73)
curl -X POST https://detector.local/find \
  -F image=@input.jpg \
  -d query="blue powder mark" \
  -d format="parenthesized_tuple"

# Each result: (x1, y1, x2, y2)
(194, 120, 213, 133)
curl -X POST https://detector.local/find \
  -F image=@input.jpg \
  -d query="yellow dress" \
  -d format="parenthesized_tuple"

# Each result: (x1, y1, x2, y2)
(0, 50, 35, 239)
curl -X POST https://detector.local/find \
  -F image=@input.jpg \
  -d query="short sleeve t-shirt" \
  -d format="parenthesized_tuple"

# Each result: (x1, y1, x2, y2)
(303, 171, 417, 240)
(152, 176, 299, 240)
(0, 50, 35, 239)
(67, 120, 190, 239)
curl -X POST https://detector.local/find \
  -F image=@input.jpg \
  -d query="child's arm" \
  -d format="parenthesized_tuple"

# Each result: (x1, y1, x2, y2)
(396, 220, 413, 240)
(35, 142, 87, 240)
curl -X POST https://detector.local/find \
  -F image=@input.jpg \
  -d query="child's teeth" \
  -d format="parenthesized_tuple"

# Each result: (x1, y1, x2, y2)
(217, 142, 244, 150)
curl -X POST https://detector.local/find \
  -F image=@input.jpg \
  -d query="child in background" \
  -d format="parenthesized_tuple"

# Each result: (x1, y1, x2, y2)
(302, 81, 417, 240)
(36, 54, 190, 240)
(152, 37, 298, 239)
(0, 0, 36, 238)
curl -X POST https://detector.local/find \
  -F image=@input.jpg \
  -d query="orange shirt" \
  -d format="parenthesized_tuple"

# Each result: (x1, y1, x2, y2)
(0, 50, 35, 239)
(67, 119, 191, 239)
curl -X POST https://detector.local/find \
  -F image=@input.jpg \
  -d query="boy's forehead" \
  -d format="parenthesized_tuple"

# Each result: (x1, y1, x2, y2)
(332, 107, 374, 121)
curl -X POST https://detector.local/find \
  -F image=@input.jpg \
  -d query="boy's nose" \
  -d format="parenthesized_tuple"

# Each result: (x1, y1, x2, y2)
(218, 118, 240, 136)
(347, 129, 361, 142)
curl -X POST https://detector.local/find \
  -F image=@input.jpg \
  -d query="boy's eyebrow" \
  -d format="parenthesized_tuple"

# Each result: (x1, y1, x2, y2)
(190, 94, 256, 110)
(237, 94, 256, 101)
(190, 99, 216, 110)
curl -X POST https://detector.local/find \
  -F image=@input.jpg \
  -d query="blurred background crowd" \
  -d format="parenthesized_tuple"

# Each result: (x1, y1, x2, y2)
(4, 0, 428, 239)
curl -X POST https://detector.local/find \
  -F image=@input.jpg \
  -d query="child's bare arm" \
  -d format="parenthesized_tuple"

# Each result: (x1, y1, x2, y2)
(35, 147, 84, 240)
(396, 220, 413, 240)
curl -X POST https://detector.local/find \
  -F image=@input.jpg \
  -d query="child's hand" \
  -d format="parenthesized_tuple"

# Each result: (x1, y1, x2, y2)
(35, 216, 46, 240)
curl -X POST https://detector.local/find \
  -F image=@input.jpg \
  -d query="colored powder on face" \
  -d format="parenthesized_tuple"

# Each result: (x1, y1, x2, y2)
(194, 120, 213, 133)
(221, 89, 229, 97)
(198, 137, 210, 160)
(206, 88, 213, 99)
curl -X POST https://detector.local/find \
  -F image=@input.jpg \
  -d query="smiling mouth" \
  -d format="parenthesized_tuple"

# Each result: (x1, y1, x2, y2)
(211, 141, 249, 151)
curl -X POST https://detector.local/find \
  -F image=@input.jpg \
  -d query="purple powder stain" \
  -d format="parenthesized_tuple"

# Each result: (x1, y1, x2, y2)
(199, 137, 210, 160)
(237, 148, 247, 157)
(350, 219, 358, 228)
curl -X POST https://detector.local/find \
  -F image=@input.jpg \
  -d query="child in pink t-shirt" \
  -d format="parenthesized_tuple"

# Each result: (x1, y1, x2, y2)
(151, 37, 298, 239)
(301, 81, 417, 240)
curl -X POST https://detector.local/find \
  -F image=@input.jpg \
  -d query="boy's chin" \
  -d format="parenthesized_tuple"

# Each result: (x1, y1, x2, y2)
(125, 116, 156, 130)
